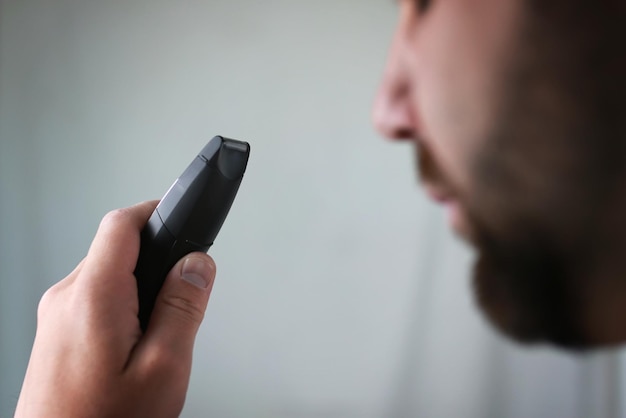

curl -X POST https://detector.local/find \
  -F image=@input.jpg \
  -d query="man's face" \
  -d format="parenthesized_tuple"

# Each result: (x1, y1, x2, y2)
(374, 0, 626, 348)
(374, 0, 523, 239)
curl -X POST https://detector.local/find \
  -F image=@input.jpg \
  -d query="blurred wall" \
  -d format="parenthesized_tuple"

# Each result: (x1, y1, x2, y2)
(0, 1, 622, 417)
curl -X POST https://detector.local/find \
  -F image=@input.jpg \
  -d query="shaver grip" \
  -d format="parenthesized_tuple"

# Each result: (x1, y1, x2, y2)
(134, 212, 211, 331)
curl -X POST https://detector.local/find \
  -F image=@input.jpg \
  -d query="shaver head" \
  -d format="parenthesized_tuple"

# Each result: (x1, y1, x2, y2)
(200, 136, 250, 180)
(155, 136, 250, 246)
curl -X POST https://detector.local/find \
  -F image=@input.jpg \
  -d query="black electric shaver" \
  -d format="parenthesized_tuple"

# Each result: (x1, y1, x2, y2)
(134, 136, 250, 331)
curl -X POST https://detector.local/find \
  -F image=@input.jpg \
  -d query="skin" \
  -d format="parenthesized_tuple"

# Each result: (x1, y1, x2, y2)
(15, 201, 216, 417)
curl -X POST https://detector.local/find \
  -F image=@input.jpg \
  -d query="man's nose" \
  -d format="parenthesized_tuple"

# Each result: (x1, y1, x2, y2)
(372, 57, 416, 141)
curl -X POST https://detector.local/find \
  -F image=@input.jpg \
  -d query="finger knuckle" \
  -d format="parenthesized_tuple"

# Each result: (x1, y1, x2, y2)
(100, 207, 132, 229)
(37, 285, 60, 320)
(161, 294, 205, 325)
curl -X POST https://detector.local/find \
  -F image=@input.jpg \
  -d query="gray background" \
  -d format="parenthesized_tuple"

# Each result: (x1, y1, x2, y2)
(1, 1, 624, 417)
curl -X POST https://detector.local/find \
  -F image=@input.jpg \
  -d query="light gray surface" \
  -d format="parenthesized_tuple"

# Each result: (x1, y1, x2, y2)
(0, 1, 622, 417)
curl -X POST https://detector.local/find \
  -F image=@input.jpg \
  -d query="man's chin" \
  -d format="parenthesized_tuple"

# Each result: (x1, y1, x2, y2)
(471, 241, 594, 351)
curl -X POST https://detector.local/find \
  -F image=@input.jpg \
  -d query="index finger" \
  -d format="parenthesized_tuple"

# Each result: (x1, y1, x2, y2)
(83, 200, 159, 280)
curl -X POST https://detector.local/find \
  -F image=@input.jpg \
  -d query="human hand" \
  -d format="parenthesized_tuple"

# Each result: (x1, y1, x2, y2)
(15, 201, 216, 418)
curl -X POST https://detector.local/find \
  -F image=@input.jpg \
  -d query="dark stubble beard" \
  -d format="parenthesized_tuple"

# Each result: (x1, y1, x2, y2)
(456, 2, 626, 349)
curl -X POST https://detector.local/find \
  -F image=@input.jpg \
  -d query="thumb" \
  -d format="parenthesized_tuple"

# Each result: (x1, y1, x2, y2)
(143, 252, 216, 357)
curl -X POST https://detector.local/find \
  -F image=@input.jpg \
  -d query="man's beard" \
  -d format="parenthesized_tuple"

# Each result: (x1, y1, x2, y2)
(418, 3, 626, 350)
(469, 211, 590, 349)
(417, 145, 595, 349)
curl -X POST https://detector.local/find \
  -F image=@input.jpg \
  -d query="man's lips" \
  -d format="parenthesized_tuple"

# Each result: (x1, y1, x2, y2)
(423, 184, 471, 239)
(424, 184, 453, 204)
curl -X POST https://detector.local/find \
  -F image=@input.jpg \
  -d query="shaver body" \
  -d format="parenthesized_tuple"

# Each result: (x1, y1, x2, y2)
(134, 136, 250, 331)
